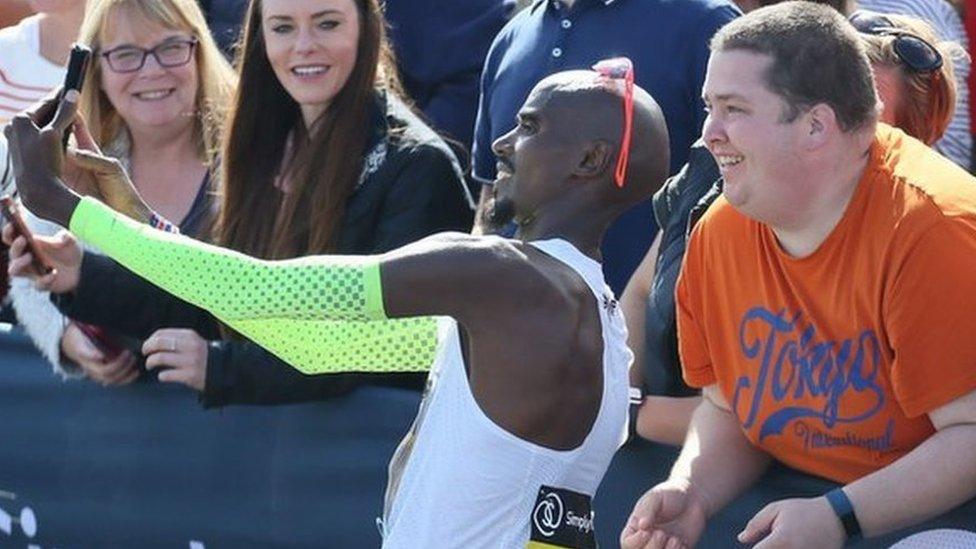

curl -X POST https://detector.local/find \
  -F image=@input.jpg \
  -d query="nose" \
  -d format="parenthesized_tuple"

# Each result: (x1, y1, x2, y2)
(294, 25, 317, 55)
(701, 111, 725, 147)
(492, 127, 516, 159)
(139, 51, 167, 76)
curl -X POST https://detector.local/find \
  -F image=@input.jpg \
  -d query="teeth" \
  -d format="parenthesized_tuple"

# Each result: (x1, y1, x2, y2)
(293, 66, 327, 76)
(716, 154, 744, 168)
(135, 90, 172, 100)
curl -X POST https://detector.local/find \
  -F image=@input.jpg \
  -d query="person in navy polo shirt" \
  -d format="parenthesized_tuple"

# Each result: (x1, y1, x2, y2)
(471, 0, 739, 294)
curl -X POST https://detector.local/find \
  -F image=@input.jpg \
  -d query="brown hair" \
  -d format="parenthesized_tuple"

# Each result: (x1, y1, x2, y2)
(78, 0, 236, 165)
(861, 14, 967, 145)
(217, 0, 403, 259)
(711, 1, 879, 132)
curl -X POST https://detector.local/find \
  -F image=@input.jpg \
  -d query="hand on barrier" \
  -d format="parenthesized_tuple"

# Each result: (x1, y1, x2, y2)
(620, 478, 707, 549)
(62, 322, 139, 386)
(142, 328, 208, 392)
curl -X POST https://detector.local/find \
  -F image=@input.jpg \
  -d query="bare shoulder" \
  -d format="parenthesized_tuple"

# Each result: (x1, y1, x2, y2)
(380, 233, 576, 321)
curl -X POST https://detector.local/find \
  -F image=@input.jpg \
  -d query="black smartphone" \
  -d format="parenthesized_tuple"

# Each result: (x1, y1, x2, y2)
(60, 44, 92, 148)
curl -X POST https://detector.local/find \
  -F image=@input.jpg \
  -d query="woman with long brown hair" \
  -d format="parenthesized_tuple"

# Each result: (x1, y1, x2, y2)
(25, 0, 473, 403)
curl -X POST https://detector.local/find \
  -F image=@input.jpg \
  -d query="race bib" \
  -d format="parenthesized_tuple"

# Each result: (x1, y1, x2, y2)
(526, 485, 596, 548)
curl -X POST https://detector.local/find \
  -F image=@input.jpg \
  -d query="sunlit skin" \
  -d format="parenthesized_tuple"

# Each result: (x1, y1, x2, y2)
(872, 63, 903, 126)
(262, 0, 360, 127)
(701, 50, 815, 228)
(98, 7, 199, 140)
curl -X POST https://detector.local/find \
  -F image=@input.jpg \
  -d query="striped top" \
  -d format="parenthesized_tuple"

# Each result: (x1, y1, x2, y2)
(0, 16, 65, 127)
(857, 0, 972, 171)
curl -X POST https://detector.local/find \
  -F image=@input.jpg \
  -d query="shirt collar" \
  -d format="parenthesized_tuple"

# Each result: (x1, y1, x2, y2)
(545, 0, 617, 11)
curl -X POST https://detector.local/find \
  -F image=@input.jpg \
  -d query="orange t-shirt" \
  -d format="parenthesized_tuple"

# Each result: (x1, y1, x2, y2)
(676, 124, 976, 484)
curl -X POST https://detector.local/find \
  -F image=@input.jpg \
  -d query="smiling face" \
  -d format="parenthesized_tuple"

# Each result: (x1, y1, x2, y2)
(261, 0, 361, 126)
(490, 83, 580, 226)
(702, 49, 810, 222)
(97, 6, 199, 136)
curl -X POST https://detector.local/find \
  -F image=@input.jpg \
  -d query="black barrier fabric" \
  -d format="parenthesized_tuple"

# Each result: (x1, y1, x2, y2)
(1, 329, 974, 548)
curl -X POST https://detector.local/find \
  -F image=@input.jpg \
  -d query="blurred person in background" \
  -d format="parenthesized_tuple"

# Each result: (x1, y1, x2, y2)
(856, 0, 972, 170)
(9, 0, 235, 383)
(0, 0, 87, 126)
(0, 1, 34, 29)
(22, 0, 473, 406)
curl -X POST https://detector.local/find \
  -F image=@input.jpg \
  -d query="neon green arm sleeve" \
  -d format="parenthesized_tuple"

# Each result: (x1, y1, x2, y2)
(70, 197, 385, 322)
(69, 197, 440, 375)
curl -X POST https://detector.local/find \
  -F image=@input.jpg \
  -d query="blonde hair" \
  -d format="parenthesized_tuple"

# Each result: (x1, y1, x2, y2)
(861, 14, 968, 144)
(77, 0, 237, 165)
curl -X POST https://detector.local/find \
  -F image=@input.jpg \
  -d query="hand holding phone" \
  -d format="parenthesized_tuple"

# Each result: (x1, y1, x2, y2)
(0, 195, 54, 275)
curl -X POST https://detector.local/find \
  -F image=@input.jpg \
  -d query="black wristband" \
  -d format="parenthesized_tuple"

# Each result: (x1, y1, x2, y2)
(825, 488, 862, 541)
(627, 387, 644, 442)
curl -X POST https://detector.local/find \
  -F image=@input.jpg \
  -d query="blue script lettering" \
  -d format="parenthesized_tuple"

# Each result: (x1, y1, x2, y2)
(733, 307, 885, 441)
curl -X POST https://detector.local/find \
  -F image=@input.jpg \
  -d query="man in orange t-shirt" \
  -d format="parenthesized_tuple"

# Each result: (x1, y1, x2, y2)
(621, 3, 976, 549)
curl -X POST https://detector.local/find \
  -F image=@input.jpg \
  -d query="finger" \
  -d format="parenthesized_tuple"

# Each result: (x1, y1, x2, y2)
(71, 115, 100, 153)
(9, 253, 38, 279)
(665, 535, 682, 549)
(111, 366, 141, 386)
(648, 530, 668, 549)
(738, 504, 777, 544)
(9, 234, 27, 257)
(1, 223, 14, 246)
(48, 90, 80, 135)
(66, 147, 118, 175)
(621, 529, 650, 549)
(145, 351, 188, 371)
(100, 351, 136, 380)
(143, 333, 178, 356)
(70, 336, 106, 364)
(156, 367, 194, 387)
(34, 270, 60, 292)
(24, 90, 61, 126)
(52, 229, 77, 250)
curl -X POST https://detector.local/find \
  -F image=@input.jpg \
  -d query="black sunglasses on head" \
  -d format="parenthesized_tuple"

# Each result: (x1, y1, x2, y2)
(849, 10, 943, 73)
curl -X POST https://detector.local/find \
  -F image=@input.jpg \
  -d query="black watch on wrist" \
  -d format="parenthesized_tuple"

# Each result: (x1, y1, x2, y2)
(825, 487, 862, 541)
(627, 387, 644, 442)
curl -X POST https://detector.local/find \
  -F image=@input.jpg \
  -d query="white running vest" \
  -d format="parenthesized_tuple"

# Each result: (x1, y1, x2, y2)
(379, 239, 632, 548)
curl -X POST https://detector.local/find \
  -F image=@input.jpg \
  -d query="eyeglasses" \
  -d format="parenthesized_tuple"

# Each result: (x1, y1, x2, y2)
(592, 57, 634, 189)
(100, 37, 198, 73)
(849, 10, 943, 73)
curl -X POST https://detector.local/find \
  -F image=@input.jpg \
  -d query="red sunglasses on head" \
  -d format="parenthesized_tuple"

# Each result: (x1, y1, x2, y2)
(592, 57, 635, 188)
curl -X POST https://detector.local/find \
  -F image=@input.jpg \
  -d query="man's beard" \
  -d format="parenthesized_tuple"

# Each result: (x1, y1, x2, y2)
(487, 195, 516, 227)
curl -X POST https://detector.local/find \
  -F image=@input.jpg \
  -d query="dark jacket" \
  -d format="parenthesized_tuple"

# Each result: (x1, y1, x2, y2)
(642, 139, 721, 397)
(55, 92, 474, 408)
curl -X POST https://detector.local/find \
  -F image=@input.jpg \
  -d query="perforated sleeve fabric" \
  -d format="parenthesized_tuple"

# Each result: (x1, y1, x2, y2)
(70, 197, 385, 322)
(69, 197, 440, 375)
(230, 317, 439, 374)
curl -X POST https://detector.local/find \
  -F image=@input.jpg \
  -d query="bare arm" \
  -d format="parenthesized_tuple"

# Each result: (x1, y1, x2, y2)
(844, 389, 976, 536)
(671, 384, 772, 515)
(621, 229, 661, 387)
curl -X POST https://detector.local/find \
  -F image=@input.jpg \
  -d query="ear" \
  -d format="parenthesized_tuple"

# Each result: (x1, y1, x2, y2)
(574, 139, 614, 179)
(803, 103, 837, 150)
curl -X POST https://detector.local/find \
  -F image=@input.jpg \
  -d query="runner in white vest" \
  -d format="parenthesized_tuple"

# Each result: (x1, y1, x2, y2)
(5, 66, 672, 548)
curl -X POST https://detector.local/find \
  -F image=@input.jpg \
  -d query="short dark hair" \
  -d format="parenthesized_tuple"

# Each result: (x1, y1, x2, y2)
(711, 1, 879, 132)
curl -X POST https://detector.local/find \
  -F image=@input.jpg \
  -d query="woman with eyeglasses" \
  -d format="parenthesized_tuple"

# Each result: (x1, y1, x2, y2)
(11, 0, 474, 405)
(8, 0, 236, 384)
(851, 10, 967, 149)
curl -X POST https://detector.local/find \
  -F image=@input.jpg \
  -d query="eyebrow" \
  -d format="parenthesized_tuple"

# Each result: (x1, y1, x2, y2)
(105, 34, 189, 49)
(267, 9, 344, 21)
(703, 93, 749, 103)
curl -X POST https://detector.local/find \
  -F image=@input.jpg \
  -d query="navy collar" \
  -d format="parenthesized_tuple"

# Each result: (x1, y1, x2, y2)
(538, 0, 617, 12)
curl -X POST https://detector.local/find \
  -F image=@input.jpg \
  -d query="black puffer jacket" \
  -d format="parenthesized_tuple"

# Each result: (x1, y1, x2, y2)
(642, 139, 721, 396)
